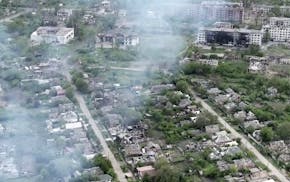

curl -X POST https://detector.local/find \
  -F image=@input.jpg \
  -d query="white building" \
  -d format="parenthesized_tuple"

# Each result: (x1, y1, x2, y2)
(31, 27, 74, 44)
(200, 1, 244, 23)
(122, 35, 140, 47)
(269, 17, 290, 27)
(263, 17, 290, 42)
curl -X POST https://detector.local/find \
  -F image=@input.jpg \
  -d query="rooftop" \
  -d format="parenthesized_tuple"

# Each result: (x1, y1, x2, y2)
(35, 27, 74, 36)
(201, 27, 262, 34)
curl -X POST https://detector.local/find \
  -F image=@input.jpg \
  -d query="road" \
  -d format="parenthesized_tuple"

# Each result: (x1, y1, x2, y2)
(64, 72, 127, 182)
(193, 94, 289, 182)
(0, 9, 31, 23)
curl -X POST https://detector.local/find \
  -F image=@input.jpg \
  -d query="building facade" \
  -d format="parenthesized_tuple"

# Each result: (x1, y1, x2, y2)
(200, 1, 244, 23)
(198, 27, 262, 46)
(96, 31, 139, 49)
(263, 17, 290, 42)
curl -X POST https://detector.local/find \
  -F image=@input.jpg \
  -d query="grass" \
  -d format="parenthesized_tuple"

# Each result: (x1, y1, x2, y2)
(269, 64, 290, 76)
(266, 45, 290, 57)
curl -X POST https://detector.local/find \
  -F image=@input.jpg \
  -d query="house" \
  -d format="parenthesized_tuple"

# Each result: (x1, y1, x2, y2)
(205, 124, 220, 134)
(213, 131, 232, 145)
(136, 165, 156, 178)
(234, 111, 247, 121)
(217, 160, 232, 172)
(225, 146, 242, 156)
(82, 167, 104, 177)
(97, 174, 113, 182)
(246, 111, 256, 121)
(267, 87, 278, 97)
(268, 140, 288, 156)
(224, 102, 237, 113)
(65, 122, 82, 130)
(248, 168, 269, 182)
(248, 61, 268, 73)
(124, 144, 142, 157)
(207, 88, 222, 96)
(243, 120, 262, 130)
(197, 59, 219, 66)
(51, 85, 65, 96)
(215, 95, 229, 105)
(233, 158, 255, 170)
(30, 27, 74, 44)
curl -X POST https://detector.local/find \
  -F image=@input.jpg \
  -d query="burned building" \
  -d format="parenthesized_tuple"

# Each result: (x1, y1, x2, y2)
(200, 1, 244, 24)
(198, 27, 262, 46)
(96, 30, 139, 49)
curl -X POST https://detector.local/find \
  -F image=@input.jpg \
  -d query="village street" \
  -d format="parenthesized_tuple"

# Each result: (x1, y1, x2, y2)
(192, 92, 289, 182)
(62, 70, 128, 182)
(0, 9, 31, 23)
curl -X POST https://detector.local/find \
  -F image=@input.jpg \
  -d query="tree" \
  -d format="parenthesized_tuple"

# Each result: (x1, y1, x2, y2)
(270, 6, 282, 16)
(277, 123, 290, 140)
(203, 164, 219, 178)
(182, 62, 212, 75)
(93, 155, 113, 174)
(263, 31, 271, 43)
(176, 80, 189, 93)
(260, 127, 274, 142)
(75, 78, 89, 93)
(194, 111, 217, 130)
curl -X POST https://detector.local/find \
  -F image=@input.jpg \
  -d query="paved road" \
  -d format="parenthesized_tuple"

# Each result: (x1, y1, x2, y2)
(65, 72, 127, 182)
(0, 10, 31, 23)
(193, 94, 289, 182)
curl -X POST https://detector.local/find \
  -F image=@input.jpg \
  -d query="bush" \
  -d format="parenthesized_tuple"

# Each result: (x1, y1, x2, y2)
(261, 127, 274, 142)
(182, 62, 212, 75)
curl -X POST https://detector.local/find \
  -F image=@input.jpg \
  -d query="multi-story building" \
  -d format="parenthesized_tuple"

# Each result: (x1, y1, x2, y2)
(253, 5, 290, 16)
(198, 27, 262, 46)
(96, 30, 139, 49)
(263, 17, 290, 42)
(269, 17, 290, 27)
(200, 1, 244, 23)
(30, 27, 74, 44)
(57, 9, 73, 23)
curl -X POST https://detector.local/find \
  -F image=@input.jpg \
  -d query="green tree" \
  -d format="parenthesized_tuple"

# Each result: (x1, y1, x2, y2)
(75, 78, 89, 93)
(93, 155, 113, 174)
(270, 6, 282, 16)
(277, 123, 290, 140)
(263, 31, 271, 43)
(203, 164, 219, 178)
(176, 80, 189, 93)
(260, 127, 274, 142)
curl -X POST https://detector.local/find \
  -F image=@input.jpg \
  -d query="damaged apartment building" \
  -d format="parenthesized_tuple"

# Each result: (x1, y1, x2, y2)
(30, 27, 74, 44)
(200, 1, 244, 24)
(96, 29, 139, 49)
(197, 23, 263, 46)
(263, 17, 290, 42)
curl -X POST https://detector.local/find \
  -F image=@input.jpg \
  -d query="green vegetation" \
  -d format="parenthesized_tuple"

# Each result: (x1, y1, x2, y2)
(93, 155, 116, 179)
(71, 71, 89, 93)
(260, 127, 274, 142)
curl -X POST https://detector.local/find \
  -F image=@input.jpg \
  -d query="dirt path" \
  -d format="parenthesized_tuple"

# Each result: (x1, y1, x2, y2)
(0, 10, 31, 23)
